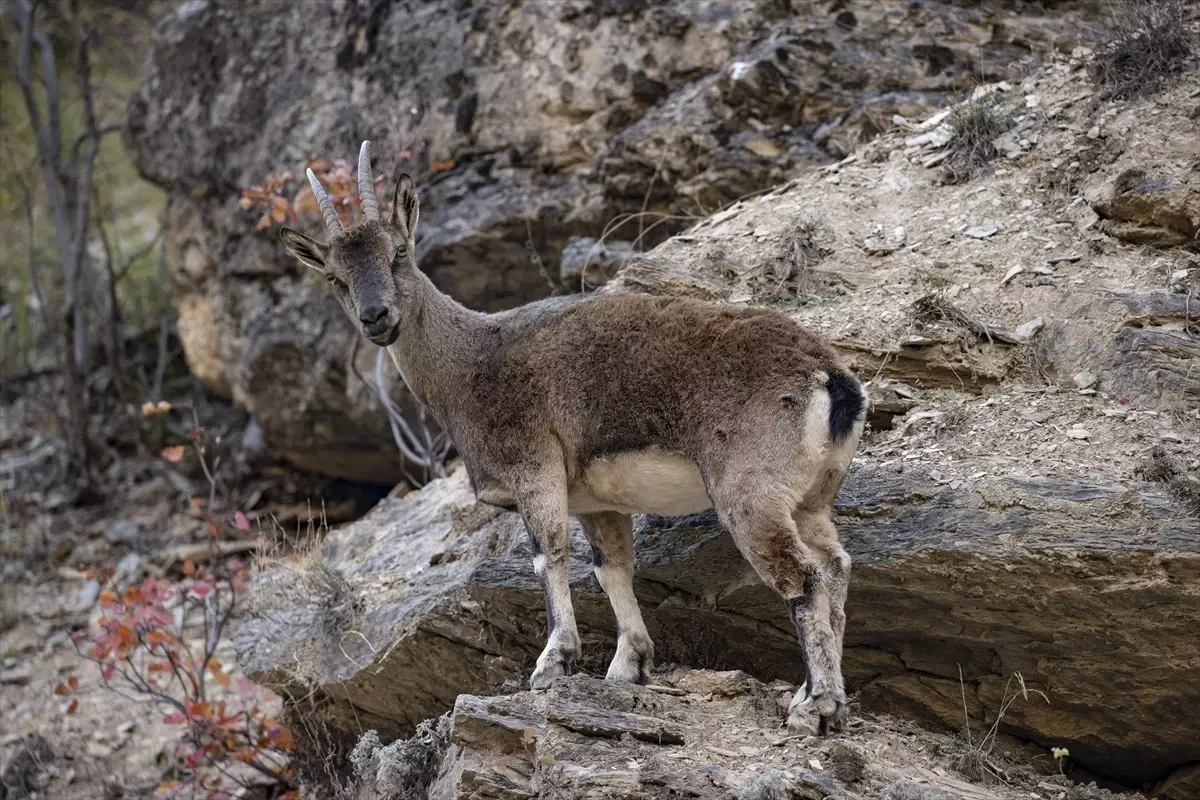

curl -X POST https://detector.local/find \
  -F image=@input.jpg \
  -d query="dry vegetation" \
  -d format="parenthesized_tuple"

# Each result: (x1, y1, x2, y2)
(1091, 0, 1197, 99)
(941, 93, 1016, 184)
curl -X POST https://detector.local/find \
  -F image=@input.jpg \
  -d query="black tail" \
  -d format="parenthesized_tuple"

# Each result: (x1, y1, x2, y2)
(826, 371, 864, 442)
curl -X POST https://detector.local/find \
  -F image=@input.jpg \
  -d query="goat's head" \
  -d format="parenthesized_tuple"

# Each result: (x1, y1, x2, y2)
(279, 141, 420, 347)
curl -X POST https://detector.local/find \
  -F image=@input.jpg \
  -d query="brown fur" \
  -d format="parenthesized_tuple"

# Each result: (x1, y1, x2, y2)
(281, 157, 867, 736)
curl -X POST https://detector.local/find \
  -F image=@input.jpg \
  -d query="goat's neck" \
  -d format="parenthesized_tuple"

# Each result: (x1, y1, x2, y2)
(385, 268, 483, 419)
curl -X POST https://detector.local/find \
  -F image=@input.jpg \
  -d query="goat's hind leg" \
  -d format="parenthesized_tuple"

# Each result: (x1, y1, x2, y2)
(579, 512, 653, 684)
(787, 508, 851, 735)
(519, 471, 581, 690)
(709, 476, 846, 736)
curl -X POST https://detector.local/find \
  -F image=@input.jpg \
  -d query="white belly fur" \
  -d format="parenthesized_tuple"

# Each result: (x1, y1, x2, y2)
(568, 448, 712, 517)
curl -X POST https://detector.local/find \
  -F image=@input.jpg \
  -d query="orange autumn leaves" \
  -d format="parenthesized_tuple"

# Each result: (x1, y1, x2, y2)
(240, 154, 408, 232)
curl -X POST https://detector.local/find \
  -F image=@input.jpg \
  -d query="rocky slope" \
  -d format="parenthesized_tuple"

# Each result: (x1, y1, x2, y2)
(235, 36, 1200, 798)
(125, 0, 1107, 481)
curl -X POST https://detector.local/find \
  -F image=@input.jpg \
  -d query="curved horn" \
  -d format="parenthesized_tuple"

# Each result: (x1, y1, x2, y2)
(306, 168, 343, 235)
(358, 140, 379, 222)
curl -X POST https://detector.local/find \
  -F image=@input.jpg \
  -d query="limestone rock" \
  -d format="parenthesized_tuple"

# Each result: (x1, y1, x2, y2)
(1087, 167, 1200, 250)
(236, 466, 1200, 790)
(125, 0, 1101, 480)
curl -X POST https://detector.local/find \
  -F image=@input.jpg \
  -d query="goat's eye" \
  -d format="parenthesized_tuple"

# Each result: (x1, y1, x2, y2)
(324, 272, 338, 284)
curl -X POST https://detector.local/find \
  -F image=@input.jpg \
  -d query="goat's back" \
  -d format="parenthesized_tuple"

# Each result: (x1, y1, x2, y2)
(468, 293, 856, 465)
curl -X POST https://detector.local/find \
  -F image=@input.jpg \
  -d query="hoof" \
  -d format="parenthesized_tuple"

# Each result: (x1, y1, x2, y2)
(604, 652, 652, 685)
(787, 684, 848, 736)
(532, 662, 568, 690)
(530, 630, 581, 691)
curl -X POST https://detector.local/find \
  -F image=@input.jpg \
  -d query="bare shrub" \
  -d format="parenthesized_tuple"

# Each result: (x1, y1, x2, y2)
(1092, 1, 1197, 99)
(0, 734, 55, 797)
(281, 697, 361, 800)
(941, 94, 1014, 184)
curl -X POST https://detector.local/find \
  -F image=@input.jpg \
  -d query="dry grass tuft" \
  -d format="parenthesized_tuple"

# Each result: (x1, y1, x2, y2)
(1135, 446, 1200, 516)
(952, 669, 1047, 784)
(281, 698, 361, 799)
(910, 293, 996, 347)
(1092, 0, 1196, 99)
(739, 770, 793, 800)
(754, 214, 829, 304)
(941, 94, 1014, 184)
(247, 516, 367, 687)
(351, 717, 452, 800)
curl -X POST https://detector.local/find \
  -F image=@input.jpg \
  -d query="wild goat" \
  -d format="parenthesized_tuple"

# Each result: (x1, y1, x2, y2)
(281, 142, 868, 735)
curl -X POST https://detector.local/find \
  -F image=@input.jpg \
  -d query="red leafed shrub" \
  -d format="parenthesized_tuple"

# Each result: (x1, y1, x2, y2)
(240, 152, 409, 232)
(55, 408, 299, 799)
(63, 562, 297, 799)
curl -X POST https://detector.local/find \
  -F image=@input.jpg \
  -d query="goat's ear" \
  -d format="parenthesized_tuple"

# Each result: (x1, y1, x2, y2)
(279, 227, 328, 272)
(390, 173, 419, 238)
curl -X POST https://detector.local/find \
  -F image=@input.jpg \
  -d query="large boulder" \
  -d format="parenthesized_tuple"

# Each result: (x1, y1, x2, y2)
(125, 0, 1100, 481)
(236, 464, 1200, 793)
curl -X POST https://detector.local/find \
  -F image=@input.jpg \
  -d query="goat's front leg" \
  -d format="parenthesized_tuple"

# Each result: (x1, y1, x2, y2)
(519, 471, 581, 690)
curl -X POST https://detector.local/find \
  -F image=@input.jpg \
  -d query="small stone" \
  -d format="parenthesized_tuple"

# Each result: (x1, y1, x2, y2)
(1087, 126, 1100, 140)
(1020, 199, 1034, 209)
(1066, 427, 1091, 440)
(1073, 370, 1098, 390)
(965, 221, 1001, 238)
(1001, 264, 1025, 284)
(676, 669, 751, 698)
(742, 138, 782, 158)
(0, 666, 32, 686)
(115, 552, 143, 584)
(1014, 316, 1045, 342)
(103, 520, 140, 545)
(1047, 253, 1083, 264)
(86, 741, 113, 759)
(905, 124, 954, 148)
(1160, 431, 1184, 443)
(809, 758, 823, 771)
(71, 580, 100, 613)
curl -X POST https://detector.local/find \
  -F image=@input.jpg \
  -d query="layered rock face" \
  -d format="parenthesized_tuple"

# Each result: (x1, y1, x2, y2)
(237, 466, 1200, 794)
(125, 0, 1100, 481)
